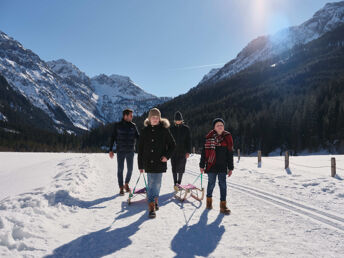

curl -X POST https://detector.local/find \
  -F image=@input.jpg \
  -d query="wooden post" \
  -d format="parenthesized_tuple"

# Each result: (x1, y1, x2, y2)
(331, 157, 336, 177)
(258, 150, 262, 164)
(237, 149, 240, 161)
(192, 146, 196, 154)
(285, 151, 289, 169)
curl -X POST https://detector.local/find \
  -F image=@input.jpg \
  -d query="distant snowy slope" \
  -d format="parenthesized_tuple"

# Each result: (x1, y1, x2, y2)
(90, 74, 168, 122)
(200, 1, 344, 85)
(0, 32, 102, 131)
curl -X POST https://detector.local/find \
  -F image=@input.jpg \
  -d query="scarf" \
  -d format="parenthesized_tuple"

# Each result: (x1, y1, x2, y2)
(204, 129, 231, 171)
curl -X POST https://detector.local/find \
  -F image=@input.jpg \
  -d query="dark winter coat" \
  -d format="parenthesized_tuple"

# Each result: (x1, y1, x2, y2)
(199, 132, 234, 173)
(109, 119, 139, 153)
(138, 118, 176, 173)
(170, 123, 192, 157)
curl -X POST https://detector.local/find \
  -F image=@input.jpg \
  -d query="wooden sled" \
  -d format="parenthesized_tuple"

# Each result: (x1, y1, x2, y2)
(174, 174, 205, 202)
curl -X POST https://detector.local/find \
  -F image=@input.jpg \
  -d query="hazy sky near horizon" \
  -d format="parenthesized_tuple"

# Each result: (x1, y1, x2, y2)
(0, 0, 335, 97)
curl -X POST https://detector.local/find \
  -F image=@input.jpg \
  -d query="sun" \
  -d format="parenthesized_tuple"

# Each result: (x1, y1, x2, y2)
(250, 0, 290, 35)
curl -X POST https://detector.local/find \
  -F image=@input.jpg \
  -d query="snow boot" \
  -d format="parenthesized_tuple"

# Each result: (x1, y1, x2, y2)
(174, 185, 179, 192)
(155, 197, 159, 211)
(119, 186, 124, 196)
(148, 202, 156, 218)
(124, 183, 130, 193)
(220, 201, 231, 215)
(206, 197, 213, 209)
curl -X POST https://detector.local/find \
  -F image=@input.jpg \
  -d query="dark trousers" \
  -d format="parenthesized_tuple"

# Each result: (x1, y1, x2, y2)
(117, 151, 134, 187)
(206, 172, 227, 201)
(171, 155, 186, 185)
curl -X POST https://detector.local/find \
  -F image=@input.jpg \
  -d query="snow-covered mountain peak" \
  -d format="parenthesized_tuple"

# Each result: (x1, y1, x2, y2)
(199, 1, 344, 86)
(0, 30, 11, 41)
(0, 30, 21, 47)
(91, 73, 155, 99)
(109, 74, 131, 83)
(314, 1, 344, 22)
(307, 1, 344, 35)
(0, 30, 44, 67)
(91, 73, 112, 84)
(47, 59, 89, 85)
(92, 73, 134, 87)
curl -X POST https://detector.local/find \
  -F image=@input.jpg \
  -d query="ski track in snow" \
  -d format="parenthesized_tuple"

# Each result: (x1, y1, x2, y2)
(186, 169, 344, 232)
(0, 153, 344, 257)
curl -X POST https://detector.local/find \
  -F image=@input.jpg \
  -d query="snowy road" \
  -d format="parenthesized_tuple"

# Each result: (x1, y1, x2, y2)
(0, 153, 343, 257)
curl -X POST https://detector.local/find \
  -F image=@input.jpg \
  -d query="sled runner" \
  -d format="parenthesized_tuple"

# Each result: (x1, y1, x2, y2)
(174, 173, 204, 202)
(128, 173, 148, 205)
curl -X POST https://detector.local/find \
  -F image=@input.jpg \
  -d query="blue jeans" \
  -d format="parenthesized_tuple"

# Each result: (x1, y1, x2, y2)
(117, 152, 134, 187)
(206, 173, 227, 201)
(147, 173, 163, 203)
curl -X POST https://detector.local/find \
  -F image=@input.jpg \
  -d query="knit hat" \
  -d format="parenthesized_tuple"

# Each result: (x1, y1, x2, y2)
(174, 111, 183, 121)
(212, 118, 225, 128)
(148, 108, 161, 120)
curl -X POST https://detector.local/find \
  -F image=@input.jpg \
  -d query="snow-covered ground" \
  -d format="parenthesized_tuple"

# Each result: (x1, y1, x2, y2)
(0, 152, 343, 257)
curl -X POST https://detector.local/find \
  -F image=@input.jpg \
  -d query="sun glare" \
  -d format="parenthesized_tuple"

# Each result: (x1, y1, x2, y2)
(249, 0, 290, 36)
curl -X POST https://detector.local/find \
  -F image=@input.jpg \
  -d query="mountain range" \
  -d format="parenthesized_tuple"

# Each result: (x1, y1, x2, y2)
(0, 33, 169, 133)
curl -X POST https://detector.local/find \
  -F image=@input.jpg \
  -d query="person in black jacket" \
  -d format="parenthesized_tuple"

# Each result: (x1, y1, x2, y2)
(138, 108, 176, 218)
(170, 111, 191, 190)
(199, 118, 234, 215)
(109, 109, 139, 195)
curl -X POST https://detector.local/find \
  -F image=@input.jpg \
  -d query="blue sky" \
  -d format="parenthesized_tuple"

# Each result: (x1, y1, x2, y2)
(0, 0, 334, 97)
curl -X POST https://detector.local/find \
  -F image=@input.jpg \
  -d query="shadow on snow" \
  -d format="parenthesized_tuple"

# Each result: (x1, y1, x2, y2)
(44, 190, 118, 209)
(45, 192, 174, 257)
(171, 209, 225, 258)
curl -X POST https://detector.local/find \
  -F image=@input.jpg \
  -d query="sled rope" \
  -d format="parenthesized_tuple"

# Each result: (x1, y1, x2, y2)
(201, 173, 203, 188)
(143, 173, 148, 191)
(130, 173, 142, 198)
(191, 173, 203, 188)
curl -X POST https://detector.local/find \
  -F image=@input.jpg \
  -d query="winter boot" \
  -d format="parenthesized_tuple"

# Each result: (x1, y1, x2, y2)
(124, 183, 130, 193)
(174, 184, 179, 192)
(148, 202, 156, 218)
(155, 197, 159, 211)
(206, 197, 213, 209)
(220, 201, 231, 215)
(119, 186, 124, 196)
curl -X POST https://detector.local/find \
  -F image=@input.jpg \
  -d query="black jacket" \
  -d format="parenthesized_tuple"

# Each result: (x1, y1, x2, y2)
(109, 119, 139, 153)
(200, 146, 234, 173)
(138, 118, 176, 173)
(170, 123, 192, 156)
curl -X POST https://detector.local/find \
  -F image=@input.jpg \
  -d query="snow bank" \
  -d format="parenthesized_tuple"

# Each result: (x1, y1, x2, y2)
(0, 153, 101, 256)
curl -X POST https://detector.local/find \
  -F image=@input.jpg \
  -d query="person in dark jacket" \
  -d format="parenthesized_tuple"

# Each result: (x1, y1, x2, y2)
(138, 108, 176, 218)
(109, 109, 139, 195)
(199, 118, 234, 215)
(170, 111, 191, 190)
